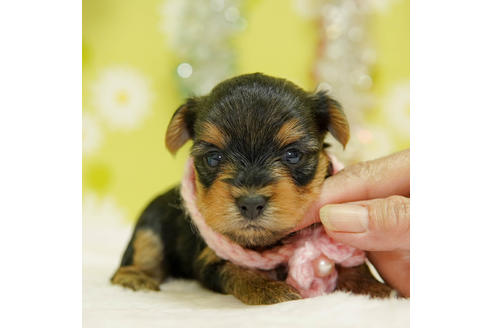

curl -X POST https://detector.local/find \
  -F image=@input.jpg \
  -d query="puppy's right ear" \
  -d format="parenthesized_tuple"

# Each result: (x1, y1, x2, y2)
(165, 99, 197, 155)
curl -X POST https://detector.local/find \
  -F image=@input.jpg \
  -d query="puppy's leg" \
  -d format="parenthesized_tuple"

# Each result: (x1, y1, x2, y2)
(335, 263, 395, 298)
(111, 228, 166, 291)
(195, 247, 301, 305)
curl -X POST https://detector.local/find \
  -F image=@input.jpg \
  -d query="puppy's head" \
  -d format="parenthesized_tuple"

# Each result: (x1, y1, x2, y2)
(166, 73, 349, 248)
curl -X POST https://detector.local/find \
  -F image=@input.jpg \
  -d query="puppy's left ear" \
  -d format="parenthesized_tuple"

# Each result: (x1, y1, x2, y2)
(165, 98, 197, 155)
(310, 91, 350, 148)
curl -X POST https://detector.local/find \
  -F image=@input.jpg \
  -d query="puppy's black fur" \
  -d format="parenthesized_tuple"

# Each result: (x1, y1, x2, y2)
(111, 73, 392, 304)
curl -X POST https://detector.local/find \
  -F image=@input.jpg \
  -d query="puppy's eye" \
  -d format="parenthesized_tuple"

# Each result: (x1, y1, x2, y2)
(283, 148, 302, 165)
(205, 151, 223, 167)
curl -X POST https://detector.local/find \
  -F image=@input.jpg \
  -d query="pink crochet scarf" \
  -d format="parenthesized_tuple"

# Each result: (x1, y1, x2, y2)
(180, 156, 365, 298)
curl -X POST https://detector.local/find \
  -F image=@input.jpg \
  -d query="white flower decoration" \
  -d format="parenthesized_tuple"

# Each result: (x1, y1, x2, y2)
(82, 112, 102, 156)
(83, 193, 130, 255)
(92, 67, 153, 130)
(83, 192, 126, 227)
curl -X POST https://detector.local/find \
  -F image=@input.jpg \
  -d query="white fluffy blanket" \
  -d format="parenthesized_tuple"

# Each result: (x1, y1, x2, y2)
(83, 218, 409, 327)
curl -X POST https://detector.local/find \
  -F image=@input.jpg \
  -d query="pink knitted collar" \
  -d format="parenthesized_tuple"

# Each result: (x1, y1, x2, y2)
(180, 156, 365, 298)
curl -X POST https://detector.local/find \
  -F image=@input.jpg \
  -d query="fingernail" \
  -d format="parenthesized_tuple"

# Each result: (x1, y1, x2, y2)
(320, 204, 368, 233)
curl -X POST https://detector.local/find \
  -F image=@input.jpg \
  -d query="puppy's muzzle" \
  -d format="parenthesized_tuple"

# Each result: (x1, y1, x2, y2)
(235, 195, 268, 220)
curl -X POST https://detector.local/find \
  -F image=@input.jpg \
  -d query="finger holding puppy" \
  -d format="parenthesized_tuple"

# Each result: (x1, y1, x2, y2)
(318, 150, 410, 297)
(320, 196, 409, 251)
(320, 197, 410, 298)
(317, 150, 410, 251)
(319, 149, 409, 205)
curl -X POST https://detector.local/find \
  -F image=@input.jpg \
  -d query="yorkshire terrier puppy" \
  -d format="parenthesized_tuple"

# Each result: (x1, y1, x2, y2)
(111, 73, 392, 305)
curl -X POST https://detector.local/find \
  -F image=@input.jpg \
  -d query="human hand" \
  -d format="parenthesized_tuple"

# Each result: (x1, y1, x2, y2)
(317, 149, 410, 297)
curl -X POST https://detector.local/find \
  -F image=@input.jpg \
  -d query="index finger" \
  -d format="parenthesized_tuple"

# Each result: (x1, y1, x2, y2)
(299, 149, 410, 228)
(321, 149, 410, 204)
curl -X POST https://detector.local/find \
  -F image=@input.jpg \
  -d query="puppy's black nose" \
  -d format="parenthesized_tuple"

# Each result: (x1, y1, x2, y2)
(236, 195, 267, 220)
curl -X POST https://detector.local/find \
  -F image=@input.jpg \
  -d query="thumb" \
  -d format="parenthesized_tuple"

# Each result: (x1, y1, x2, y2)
(319, 196, 409, 251)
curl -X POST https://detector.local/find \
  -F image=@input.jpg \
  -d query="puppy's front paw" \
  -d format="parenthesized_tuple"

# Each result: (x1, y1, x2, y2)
(221, 262, 302, 305)
(239, 280, 302, 305)
(111, 266, 160, 291)
(258, 281, 302, 305)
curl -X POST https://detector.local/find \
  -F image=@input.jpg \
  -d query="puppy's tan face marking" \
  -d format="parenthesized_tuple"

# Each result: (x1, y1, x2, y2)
(195, 151, 330, 248)
(198, 122, 228, 149)
(195, 163, 239, 236)
(275, 119, 305, 148)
